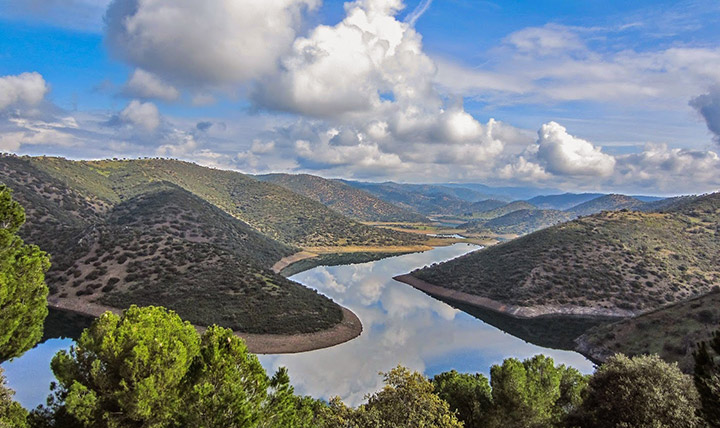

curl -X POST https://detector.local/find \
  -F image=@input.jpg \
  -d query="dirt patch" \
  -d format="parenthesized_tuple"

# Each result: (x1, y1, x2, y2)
(272, 251, 319, 274)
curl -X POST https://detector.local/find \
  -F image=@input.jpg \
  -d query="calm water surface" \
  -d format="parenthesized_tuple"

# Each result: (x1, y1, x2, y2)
(2, 244, 594, 409)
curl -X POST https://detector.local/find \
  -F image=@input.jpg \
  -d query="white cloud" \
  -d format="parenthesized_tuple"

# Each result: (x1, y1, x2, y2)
(0, 72, 48, 110)
(535, 121, 616, 177)
(105, 0, 319, 86)
(125, 69, 180, 101)
(119, 100, 161, 132)
(689, 87, 720, 144)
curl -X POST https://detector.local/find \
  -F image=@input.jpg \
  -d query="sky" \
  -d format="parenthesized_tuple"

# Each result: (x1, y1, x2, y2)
(0, 0, 719, 194)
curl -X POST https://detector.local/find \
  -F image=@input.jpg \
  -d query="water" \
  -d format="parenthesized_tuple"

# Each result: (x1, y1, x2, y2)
(2, 244, 595, 409)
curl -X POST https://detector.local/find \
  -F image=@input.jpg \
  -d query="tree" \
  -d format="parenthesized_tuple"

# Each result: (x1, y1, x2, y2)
(694, 329, 720, 426)
(568, 354, 701, 428)
(0, 368, 28, 428)
(432, 370, 492, 428)
(360, 366, 463, 428)
(49, 305, 201, 428)
(0, 186, 50, 362)
(489, 355, 587, 428)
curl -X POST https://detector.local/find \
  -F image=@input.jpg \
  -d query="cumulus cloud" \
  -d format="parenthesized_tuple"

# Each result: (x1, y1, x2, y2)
(105, 0, 318, 86)
(253, 0, 436, 117)
(118, 100, 161, 132)
(0, 72, 48, 110)
(124, 69, 180, 101)
(690, 88, 720, 144)
(535, 122, 616, 177)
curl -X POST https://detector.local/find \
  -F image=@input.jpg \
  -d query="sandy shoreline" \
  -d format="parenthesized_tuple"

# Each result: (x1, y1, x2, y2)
(393, 274, 637, 319)
(48, 298, 362, 354)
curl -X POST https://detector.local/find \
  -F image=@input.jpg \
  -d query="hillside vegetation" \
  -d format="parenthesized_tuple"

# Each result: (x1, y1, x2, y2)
(466, 200, 537, 220)
(461, 209, 573, 235)
(411, 193, 719, 313)
(342, 181, 477, 215)
(528, 193, 605, 210)
(566, 194, 645, 217)
(1, 155, 430, 334)
(578, 290, 720, 372)
(256, 173, 428, 222)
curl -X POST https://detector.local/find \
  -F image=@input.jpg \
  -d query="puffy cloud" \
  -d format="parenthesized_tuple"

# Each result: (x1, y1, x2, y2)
(105, 0, 318, 86)
(535, 122, 616, 177)
(124, 69, 180, 101)
(689, 88, 720, 144)
(0, 72, 48, 110)
(504, 24, 585, 56)
(615, 144, 720, 193)
(253, 0, 436, 117)
(119, 100, 161, 132)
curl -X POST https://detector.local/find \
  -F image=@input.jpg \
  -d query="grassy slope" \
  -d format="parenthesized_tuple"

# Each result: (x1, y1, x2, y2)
(566, 194, 645, 217)
(26, 157, 423, 248)
(464, 201, 537, 220)
(1, 156, 381, 334)
(462, 209, 573, 235)
(578, 290, 720, 372)
(342, 181, 476, 215)
(412, 193, 719, 313)
(469, 199, 507, 213)
(256, 173, 428, 223)
(528, 193, 605, 210)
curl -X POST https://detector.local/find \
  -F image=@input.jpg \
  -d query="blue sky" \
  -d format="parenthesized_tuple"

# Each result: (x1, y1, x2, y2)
(0, 0, 719, 194)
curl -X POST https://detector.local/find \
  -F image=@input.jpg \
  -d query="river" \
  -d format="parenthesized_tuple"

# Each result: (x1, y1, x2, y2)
(2, 243, 595, 409)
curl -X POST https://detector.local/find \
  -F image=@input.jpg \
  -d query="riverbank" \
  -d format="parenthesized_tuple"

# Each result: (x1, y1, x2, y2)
(393, 274, 638, 319)
(47, 298, 362, 354)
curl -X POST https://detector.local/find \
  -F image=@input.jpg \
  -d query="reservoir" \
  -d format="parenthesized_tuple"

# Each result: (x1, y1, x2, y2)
(2, 243, 595, 408)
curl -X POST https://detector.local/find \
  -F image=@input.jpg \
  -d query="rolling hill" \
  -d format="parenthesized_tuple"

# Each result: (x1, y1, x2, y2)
(468, 199, 508, 213)
(341, 180, 477, 215)
(461, 209, 573, 235)
(409, 192, 719, 315)
(527, 193, 605, 210)
(566, 194, 646, 217)
(0, 155, 426, 335)
(468, 200, 537, 220)
(256, 173, 428, 222)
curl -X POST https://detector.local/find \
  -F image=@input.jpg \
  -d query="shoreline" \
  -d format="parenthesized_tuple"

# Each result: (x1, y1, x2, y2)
(393, 274, 638, 319)
(47, 298, 362, 355)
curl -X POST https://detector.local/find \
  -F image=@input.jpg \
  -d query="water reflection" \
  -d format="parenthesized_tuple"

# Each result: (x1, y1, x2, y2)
(259, 244, 595, 406)
(3, 244, 595, 410)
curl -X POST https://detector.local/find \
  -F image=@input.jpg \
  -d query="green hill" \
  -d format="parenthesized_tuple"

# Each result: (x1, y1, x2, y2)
(566, 194, 645, 217)
(0, 155, 425, 335)
(577, 290, 720, 372)
(462, 209, 573, 235)
(411, 193, 719, 314)
(16, 156, 422, 248)
(527, 193, 605, 210)
(256, 173, 428, 223)
(341, 181, 476, 215)
(468, 199, 507, 213)
(467, 201, 537, 220)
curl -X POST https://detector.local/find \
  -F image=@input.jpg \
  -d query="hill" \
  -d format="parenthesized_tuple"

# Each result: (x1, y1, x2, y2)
(340, 180, 488, 215)
(462, 209, 573, 236)
(469, 201, 537, 220)
(256, 173, 428, 222)
(566, 194, 646, 217)
(577, 290, 720, 372)
(468, 199, 507, 213)
(527, 193, 605, 210)
(0, 155, 426, 337)
(16, 156, 423, 249)
(408, 193, 719, 315)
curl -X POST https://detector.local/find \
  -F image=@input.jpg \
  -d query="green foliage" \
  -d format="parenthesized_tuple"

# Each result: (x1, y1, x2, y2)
(0, 368, 28, 428)
(257, 174, 428, 223)
(566, 194, 645, 217)
(568, 354, 701, 428)
(50, 306, 201, 428)
(0, 185, 51, 362)
(414, 193, 720, 312)
(432, 370, 492, 428)
(488, 355, 586, 428)
(39, 306, 313, 428)
(461, 209, 572, 236)
(317, 366, 463, 428)
(693, 328, 720, 426)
